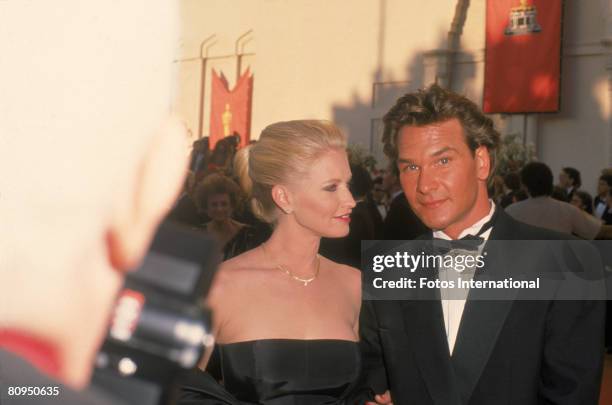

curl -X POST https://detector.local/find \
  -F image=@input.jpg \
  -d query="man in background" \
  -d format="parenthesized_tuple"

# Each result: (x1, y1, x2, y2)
(381, 165, 428, 240)
(595, 173, 612, 221)
(558, 166, 581, 202)
(507, 162, 612, 239)
(0, 2, 187, 404)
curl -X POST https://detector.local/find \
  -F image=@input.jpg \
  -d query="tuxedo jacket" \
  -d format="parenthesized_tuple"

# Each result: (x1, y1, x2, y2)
(355, 210, 605, 405)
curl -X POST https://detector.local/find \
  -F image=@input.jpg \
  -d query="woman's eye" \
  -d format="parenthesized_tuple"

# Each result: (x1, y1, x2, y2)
(324, 185, 338, 192)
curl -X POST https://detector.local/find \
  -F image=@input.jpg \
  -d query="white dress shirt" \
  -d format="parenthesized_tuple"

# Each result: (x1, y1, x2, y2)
(594, 200, 608, 219)
(432, 201, 495, 354)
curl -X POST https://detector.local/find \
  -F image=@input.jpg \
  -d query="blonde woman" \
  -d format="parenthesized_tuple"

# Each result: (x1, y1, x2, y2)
(181, 120, 361, 404)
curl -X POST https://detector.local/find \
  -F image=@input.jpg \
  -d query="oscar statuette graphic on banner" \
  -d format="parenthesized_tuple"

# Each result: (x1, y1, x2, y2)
(209, 69, 253, 149)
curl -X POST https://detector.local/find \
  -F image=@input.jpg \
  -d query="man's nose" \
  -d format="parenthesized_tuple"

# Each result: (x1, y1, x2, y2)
(416, 167, 438, 194)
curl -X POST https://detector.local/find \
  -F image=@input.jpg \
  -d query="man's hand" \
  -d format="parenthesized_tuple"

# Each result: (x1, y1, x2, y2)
(366, 390, 393, 405)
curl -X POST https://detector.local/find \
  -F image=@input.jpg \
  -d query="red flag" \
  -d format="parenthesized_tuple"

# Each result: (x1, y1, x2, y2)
(483, 0, 562, 113)
(209, 69, 253, 149)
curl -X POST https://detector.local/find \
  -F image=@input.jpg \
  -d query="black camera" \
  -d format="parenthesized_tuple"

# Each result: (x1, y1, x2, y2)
(91, 221, 220, 405)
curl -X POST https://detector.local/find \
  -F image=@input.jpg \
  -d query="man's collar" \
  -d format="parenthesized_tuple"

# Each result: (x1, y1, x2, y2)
(433, 200, 496, 241)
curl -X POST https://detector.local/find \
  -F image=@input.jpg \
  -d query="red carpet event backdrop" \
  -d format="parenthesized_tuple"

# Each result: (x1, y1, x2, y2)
(209, 69, 254, 149)
(484, 0, 562, 113)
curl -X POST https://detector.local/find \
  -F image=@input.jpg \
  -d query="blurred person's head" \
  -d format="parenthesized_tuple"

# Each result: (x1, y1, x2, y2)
(372, 177, 385, 203)
(194, 174, 241, 223)
(597, 174, 612, 198)
(0, 1, 187, 388)
(209, 136, 238, 172)
(234, 120, 356, 238)
(512, 189, 529, 204)
(559, 167, 581, 189)
(489, 175, 505, 200)
(381, 84, 500, 237)
(571, 191, 594, 214)
(349, 164, 373, 200)
(503, 171, 521, 192)
(521, 162, 554, 197)
(228, 132, 241, 148)
(382, 164, 400, 193)
(193, 137, 210, 154)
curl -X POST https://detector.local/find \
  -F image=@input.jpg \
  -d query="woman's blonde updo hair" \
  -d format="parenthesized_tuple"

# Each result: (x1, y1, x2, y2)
(234, 120, 347, 223)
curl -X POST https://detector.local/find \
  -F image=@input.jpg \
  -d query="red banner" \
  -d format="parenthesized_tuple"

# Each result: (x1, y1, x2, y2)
(209, 69, 253, 149)
(483, 0, 562, 113)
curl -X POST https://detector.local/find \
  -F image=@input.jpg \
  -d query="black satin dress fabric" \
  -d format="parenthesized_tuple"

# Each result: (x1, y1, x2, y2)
(179, 339, 360, 405)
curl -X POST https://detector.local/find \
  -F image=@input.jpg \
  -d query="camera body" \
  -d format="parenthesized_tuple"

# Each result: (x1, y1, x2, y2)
(92, 221, 220, 405)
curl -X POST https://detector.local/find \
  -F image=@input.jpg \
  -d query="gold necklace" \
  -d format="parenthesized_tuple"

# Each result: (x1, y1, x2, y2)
(262, 244, 320, 286)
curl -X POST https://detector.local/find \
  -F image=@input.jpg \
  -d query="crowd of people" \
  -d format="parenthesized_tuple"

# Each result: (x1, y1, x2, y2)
(170, 129, 612, 262)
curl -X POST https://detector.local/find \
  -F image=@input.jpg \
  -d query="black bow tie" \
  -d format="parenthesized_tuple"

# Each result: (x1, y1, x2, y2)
(433, 235, 483, 253)
(432, 206, 498, 253)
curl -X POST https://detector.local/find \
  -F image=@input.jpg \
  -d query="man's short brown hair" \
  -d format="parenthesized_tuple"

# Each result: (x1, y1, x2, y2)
(382, 84, 500, 177)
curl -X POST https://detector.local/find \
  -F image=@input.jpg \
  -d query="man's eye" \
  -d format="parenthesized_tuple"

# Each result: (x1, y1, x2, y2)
(403, 164, 419, 172)
(324, 185, 338, 192)
(438, 157, 450, 165)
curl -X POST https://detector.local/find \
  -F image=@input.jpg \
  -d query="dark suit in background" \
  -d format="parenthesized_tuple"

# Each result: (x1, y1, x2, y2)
(320, 199, 382, 269)
(383, 192, 429, 240)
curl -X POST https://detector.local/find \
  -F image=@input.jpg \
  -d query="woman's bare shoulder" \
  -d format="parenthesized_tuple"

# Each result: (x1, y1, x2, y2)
(208, 247, 265, 302)
(319, 255, 361, 288)
(320, 255, 360, 275)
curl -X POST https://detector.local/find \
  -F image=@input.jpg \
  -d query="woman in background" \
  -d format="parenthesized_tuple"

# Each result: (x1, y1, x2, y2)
(181, 120, 361, 405)
(193, 173, 245, 247)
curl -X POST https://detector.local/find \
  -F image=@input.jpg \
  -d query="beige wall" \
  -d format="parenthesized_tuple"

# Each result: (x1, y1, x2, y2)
(175, 0, 612, 194)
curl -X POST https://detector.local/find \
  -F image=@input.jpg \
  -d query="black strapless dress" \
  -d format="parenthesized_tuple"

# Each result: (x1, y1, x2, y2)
(179, 339, 360, 405)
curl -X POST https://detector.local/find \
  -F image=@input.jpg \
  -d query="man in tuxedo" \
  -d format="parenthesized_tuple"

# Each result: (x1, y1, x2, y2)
(594, 174, 612, 221)
(357, 84, 605, 405)
(0, 2, 187, 404)
(558, 167, 581, 202)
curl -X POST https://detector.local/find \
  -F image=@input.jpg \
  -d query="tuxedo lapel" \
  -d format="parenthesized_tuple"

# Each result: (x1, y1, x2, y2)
(401, 299, 462, 405)
(450, 211, 520, 404)
(398, 238, 462, 405)
(450, 285, 517, 404)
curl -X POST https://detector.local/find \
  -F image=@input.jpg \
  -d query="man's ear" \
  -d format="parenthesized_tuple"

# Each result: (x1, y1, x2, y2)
(475, 146, 492, 181)
(271, 184, 294, 214)
(107, 118, 188, 271)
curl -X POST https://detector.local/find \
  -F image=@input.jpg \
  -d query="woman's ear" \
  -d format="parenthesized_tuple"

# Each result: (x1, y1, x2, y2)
(271, 184, 294, 214)
(107, 118, 188, 271)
